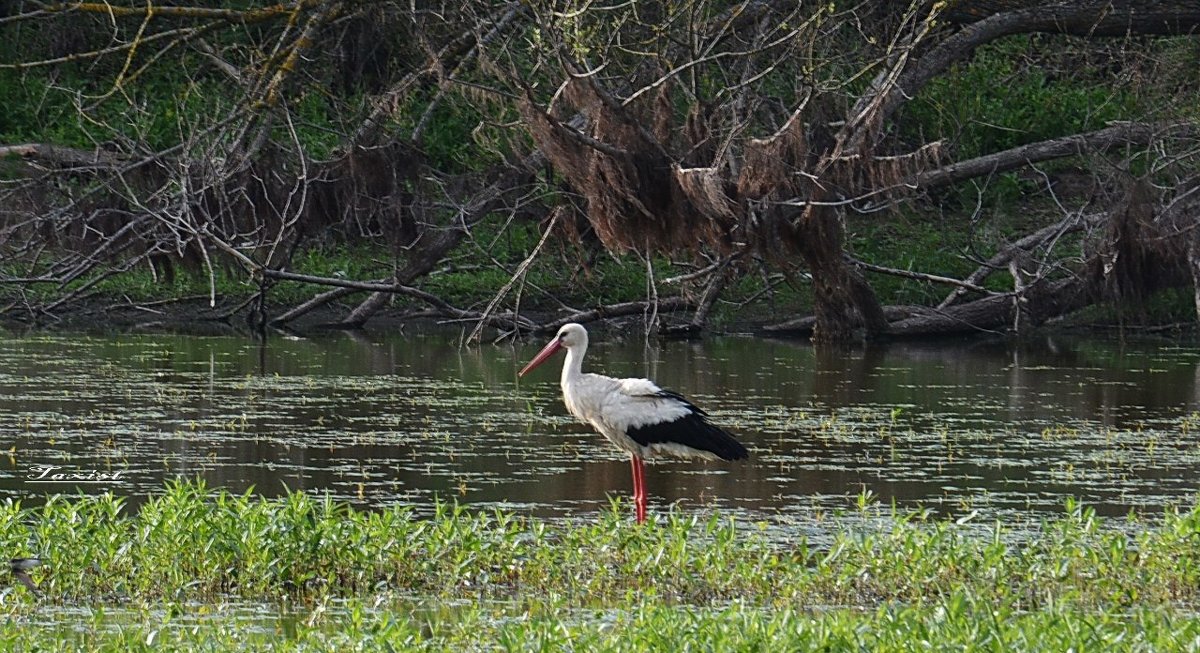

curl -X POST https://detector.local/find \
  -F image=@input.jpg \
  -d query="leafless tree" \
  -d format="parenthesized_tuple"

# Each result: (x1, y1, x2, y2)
(0, 1, 538, 331)
(1, 1, 1198, 342)
(506, 0, 1200, 341)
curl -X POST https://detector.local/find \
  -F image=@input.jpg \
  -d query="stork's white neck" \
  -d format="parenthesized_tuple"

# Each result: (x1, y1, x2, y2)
(560, 340, 586, 388)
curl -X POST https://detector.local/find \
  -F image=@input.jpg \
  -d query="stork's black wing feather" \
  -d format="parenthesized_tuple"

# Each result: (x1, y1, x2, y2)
(652, 389, 708, 416)
(13, 570, 38, 593)
(626, 390, 748, 461)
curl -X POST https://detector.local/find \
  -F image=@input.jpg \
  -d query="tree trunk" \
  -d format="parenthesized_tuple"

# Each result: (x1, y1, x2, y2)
(796, 206, 889, 342)
(942, 1, 1200, 35)
(1189, 239, 1200, 323)
(339, 289, 391, 329)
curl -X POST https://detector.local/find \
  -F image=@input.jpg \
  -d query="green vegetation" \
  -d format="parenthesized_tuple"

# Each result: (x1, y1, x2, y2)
(6, 482, 1200, 649)
(903, 37, 1143, 161)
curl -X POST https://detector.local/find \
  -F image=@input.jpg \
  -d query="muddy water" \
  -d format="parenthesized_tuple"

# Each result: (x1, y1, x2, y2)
(2, 328, 1199, 521)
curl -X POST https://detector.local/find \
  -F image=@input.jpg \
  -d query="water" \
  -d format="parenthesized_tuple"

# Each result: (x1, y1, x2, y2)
(2, 327, 1200, 522)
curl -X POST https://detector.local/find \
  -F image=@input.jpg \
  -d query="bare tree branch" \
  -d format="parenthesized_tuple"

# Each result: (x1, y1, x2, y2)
(909, 122, 1199, 191)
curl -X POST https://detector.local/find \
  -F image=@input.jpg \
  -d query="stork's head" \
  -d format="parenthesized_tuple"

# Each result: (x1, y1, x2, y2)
(519, 323, 587, 377)
(555, 323, 587, 349)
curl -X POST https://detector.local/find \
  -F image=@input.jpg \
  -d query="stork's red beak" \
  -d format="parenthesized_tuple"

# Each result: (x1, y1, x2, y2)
(519, 337, 563, 377)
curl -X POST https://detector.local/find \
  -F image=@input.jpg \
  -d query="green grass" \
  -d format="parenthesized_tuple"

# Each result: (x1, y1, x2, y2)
(6, 482, 1200, 648)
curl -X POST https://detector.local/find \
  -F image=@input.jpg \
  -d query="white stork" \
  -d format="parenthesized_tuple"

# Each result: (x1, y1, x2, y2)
(518, 323, 748, 524)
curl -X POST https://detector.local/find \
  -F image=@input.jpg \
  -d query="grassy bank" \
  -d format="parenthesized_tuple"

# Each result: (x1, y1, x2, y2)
(4, 482, 1200, 649)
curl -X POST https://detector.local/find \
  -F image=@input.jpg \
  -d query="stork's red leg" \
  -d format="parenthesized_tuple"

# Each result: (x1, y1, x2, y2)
(632, 456, 647, 524)
(629, 455, 643, 522)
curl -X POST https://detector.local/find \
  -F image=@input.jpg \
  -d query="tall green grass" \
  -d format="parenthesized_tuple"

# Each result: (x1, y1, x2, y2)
(7, 484, 1200, 648)
(4, 483, 1200, 649)
(5, 483, 1200, 608)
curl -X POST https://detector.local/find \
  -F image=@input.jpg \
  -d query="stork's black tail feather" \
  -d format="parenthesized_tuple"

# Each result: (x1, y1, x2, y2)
(627, 390, 749, 461)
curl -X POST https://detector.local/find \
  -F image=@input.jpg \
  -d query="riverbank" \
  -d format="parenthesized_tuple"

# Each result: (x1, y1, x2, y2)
(3, 483, 1200, 649)
(6, 200, 1199, 338)
(4, 286, 1196, 343)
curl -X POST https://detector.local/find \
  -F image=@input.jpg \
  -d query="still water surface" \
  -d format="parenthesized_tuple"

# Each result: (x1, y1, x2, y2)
(2, 328, 1200, 522)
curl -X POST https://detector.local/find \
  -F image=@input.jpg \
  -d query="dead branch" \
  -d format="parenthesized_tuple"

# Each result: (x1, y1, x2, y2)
(941, 1, 1200, 34)
(662, 255, 740, 285)
(0, 23, 213, 71)
(938, 212, 1103, 309)
(0, 143, 122, 167)
(260, 268, 536, 330)
(661, 263, 733, 338)
(909, 123, 1199, 192)
(411, 2, 525, 143)
(256, 6, 340, 109)
(38, 1, 325, 21)
(539, 297, 693, 333)
(847, 256, 997, 296)
(467, 208, 562, 343)
(890, 4, 1200, 123)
